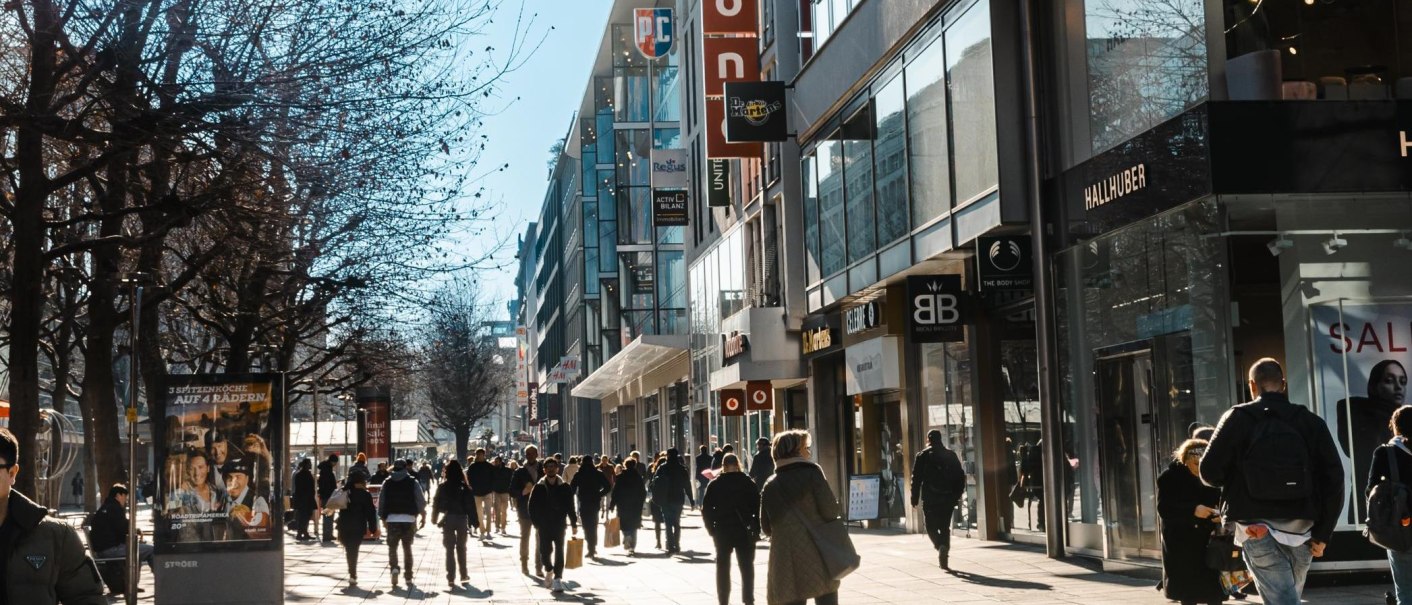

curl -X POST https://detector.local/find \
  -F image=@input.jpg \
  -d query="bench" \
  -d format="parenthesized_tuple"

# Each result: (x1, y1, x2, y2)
(81, 524, 127, 595)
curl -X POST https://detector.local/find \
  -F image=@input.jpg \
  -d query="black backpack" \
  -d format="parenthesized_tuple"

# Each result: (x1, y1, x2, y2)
(1365, 446, 1412, 552)
(1239, 405, 1313, 501)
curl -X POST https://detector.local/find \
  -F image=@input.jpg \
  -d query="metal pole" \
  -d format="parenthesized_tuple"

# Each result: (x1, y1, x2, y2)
(123, 275, 146, 605)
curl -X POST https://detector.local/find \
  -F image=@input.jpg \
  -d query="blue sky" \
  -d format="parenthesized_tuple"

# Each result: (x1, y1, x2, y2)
(461, 1, 612, 316)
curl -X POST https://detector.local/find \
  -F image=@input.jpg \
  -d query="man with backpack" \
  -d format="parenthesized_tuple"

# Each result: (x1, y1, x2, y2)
(1200, 358, 1345, 605)
(911, 429, 966, 570)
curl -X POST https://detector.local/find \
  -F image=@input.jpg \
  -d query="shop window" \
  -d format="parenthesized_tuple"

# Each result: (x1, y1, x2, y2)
(906, 35, 951, 228)
(1224, 0, 1411, 94)
(921, 340, 978, 530)
(946, 2, 999, 205)
(1085, 0, 1207, 152)
(801, 153, 822, 284)
(817, 139, 846, 276)
(873, 74, 909, 245)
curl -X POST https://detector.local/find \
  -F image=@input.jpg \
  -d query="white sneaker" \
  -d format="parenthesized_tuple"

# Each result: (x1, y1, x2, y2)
(552, 579, 564, 593)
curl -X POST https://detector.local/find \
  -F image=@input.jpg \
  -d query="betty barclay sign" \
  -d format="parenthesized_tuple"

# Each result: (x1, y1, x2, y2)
(724, 81, 789, 143)
(907, 275, 966, 343)
(633, 8, 674, 59)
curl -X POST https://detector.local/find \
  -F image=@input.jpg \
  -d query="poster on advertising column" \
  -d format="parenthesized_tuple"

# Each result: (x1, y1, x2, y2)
(1311, 302, 1411, 526)
(153, 373, 285, 604)
(356, 386, 393, 466)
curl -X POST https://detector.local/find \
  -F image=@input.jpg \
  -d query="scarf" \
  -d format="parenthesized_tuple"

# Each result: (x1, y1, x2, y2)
(773, 457, 810, 470)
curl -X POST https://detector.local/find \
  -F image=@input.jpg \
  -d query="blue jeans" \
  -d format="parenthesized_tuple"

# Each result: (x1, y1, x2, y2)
(1241, 532, 1312, 605)
(1390, 549, 1412, 604)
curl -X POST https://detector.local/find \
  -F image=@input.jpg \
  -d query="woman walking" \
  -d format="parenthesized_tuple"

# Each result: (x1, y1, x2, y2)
(760, 430, 841, 605)
(1370, 405, 1412, 604)
(291, 458, 317, 541)
(609, 457, 648, 555)
(433, 460, 476, 592)
(1156, 438, 1225, 605)
(703, 453, 760, 605)
(336, 473, 379, 590)
(649, 452, 668, 550)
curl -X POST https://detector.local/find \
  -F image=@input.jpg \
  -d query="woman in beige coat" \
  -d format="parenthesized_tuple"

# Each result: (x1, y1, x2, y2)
(760, 430, 841, 605)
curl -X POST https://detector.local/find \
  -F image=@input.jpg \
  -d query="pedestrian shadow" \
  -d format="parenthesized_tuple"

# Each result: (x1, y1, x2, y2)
(338, 586, 383, 598)
(588, 557, 631, 566)
(552, 583, 606, 604)
(673, 551, 714, 564)
(387, 586, 440, 600)
(448, 586, 494, 599)
(478, 542, 512, 549)
(629, 551, 673, 559)
(949, 570, 1053, 591)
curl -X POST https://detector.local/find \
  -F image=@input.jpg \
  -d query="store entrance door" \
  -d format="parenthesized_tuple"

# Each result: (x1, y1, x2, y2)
(1095, 347, 1161, 560)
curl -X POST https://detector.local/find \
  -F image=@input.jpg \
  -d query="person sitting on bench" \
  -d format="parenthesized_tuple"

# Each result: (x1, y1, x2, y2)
(89, 484, 154, 568)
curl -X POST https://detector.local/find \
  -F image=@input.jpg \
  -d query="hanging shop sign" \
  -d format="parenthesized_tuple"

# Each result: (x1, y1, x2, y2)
(722, 331, 750, 363)
(801, 313, 841, 358)
(703, 0, 757, 34)
(976, 236, 1034, 291)
(355, 386, 393, 465)
(703, 37, 760, 99)
(653, 190, 689, 226)
(844, 336, 902, 395)
(707, 91, 764, 159)
(746, 380, 774, 411)
(633, 8, 675, 59)
(650, 148, 688, 189)
(907, 275, 966, 343)
(844, 300, 883, 336)
(153, 373, 285, 605)
(707, 159, 732, 207)
(724, 81, 789, 143)
(720, 389, 746, 417)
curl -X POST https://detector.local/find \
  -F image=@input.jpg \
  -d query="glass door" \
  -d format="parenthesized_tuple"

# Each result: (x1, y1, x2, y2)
(1095, 348, 1161, 559)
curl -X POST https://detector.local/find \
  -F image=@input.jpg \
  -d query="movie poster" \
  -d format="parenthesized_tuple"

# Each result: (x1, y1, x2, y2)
(155, 374, 284, 553)
(1311, 303, 1411, 526)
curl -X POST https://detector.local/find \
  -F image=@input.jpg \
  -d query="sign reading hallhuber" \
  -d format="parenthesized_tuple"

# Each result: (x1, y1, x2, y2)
(976, 236, 1033, 290)
(724, 81, 788, 143)
(154, 373, 285, 604)
(907, 275, 966, 343)
(653, 190, 689, 226)
(356, 386, 393, 465)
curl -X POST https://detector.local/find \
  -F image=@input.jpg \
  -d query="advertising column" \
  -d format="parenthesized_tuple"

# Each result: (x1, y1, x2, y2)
(153, 373, 286, 604)
(356, 386, 393, 466)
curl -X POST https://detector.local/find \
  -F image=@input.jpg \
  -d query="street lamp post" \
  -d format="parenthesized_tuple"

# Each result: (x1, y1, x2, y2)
(119, 272, 152, 605)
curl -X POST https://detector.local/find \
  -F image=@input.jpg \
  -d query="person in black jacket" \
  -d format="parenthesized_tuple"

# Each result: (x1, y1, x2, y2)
(88, 484, 154, 568)
(702, 454, 760, 605)
(432, 460, 475, 592)
(1200, 358, 1344, 605)
(336, 473, 379, 590)
(528, 458, 578, 593)
(609, 458, 648, 555)
(491, 456, 513, 534)
(378, 459, 427, 590)
(466, 448, 496, 542)
(696, 445, 713, 501)
(1157, 439, 1225, 605)
(292, 458, 317, 541)
(748, 438, 774, 492)
(511, 445, 544, 575)
(317, 454, 339, 543)
(1368, 404, 1412, 605)
(571, 454, 612, 557)
(911, 429, 966, 569)
(652, 447, 695, 554)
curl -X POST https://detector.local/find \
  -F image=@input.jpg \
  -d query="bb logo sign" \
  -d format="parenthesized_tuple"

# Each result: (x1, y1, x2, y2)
(633, 8, 674, 59)
(907, 275, 966, 343)
(720, 389, 745, 416)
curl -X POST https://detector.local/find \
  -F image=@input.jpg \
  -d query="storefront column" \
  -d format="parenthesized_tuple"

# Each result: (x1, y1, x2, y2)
(972, 308, 1005, 541)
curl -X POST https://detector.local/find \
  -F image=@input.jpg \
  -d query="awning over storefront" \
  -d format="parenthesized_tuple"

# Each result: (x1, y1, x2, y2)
(289, 419, 438, 449)
(571, 334, 688, 403)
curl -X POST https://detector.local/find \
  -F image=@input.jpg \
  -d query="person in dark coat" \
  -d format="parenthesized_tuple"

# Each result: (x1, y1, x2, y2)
(609, 457, 649, 555)
(1369, 405, 1412, 605)
(466, 449, 496, 541)
(528, 458, 577, 593)
(760, 430, 841, 605)
(570, 454, 613, 558)
(491, 456, 514, 534)
(702, 454, 760, 605)
(652, 448, 695, 553)
(292, 458, 317, 541)
(336, 472, 379, 590)
(1157, 438, 1226, 605)
(696, 445, 714, 501)
(910, 429, 965, 569)
(432, 460, 475, 592)
(511, 445, 544, 575)
(317, 454, 339, 543)
(1339, 360, 1407, 520)
(749, 438, 774, 492)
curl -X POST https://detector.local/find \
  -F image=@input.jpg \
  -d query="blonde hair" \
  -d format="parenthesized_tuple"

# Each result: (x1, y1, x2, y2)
(772, 429, 811, 460)
(1173, 438, 1209, 463)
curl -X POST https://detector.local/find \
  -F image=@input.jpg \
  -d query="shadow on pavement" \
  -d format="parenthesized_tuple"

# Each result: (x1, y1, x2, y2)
(588, 557, 631, 566)
(950, 570, 1054, 591)
(337, 586, 383, 598)
(448, 585, 494, 599)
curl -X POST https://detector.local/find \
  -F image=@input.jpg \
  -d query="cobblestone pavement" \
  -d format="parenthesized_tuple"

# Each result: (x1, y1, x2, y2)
(89, 505, 1392, 604)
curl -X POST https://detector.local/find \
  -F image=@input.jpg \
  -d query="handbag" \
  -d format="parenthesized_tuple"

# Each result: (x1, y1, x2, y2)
(1204, 523, 1245, 572)
(790, 504, 860, 581)
(565, 537, 585, 569)
(324, 488, 350, 511)
(604, 517, 622, 548)
(1008, 481, 1027, 507)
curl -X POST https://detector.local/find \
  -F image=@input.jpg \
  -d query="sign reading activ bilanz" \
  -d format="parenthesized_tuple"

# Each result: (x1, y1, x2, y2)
(653, 190, 689, 226)
(907, 275, 966, 343)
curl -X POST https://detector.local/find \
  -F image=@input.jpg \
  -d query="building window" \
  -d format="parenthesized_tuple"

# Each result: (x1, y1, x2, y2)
(653, 128, 681, 150)
(657, 249, 686, 310)
(616, 129, 652, 186)
(802, 153, 821, 284)
(906, 35, 950, 228)
(652, 56, 681, 122)
(842, 110, 875, 263)
(817, 138, 846, 276)
(947, 1, 999, 205)
(617, 187, 653, 245)
(873, 73, 909, 245)
(596, 109, 616, 165)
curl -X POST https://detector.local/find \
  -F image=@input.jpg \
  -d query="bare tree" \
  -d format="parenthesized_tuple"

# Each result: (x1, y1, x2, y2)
(422, 280, 509, 462)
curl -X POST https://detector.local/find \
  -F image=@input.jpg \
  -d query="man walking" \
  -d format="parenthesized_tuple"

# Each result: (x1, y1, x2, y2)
(466, 448, 496, 542)
(748, 437, 774, 490)
(911, 430, 966, 570)
(316, 454, 339, 543)
(491, 456, 513, 534)
(511, 445, 544, 575)
(529, 458, 578, 593)
(1200, 358, 1345, 605)
(379, 459, 427, 590)
(695, 445, 713, 501)
(651, 448, 694, 553)
(570, 454, 612, 558)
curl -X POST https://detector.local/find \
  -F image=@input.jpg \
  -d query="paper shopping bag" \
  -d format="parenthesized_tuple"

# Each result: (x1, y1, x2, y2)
(565, 537, 585, 569)
(604, 517, 622, 548)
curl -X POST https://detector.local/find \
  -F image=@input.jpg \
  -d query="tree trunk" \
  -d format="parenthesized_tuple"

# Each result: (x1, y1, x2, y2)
(79, 276, 126, 494)
(455, 427, 471, 464)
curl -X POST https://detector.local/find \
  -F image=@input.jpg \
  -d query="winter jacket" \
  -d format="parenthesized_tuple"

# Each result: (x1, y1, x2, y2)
(1199, 392, 1345, 542)
(85, 496, 127, 554)
(511, 461, 542, 512)
(433, 480, 476, 531)
(1156, 461, 1226, 603)
(1368, 441, 1412, 500)
(651, 459, 694, 509)
(528, 477, 577, 533)
(570, 464, 612, 511)
(317, 461, 339, 501)
(466, 461, 495, 497)
(760, 460, 842, 605)
(377, 471, 426, 519)
(702, 471, 760, 542)
(910, 444, 965, 507)
(491, 465, 513, 494)
(749, 449, 774, 489)
(696, 453, 714, 482)
(2, 491, 106, 605)
(336, 488, 378, 540)
(1340, 395, 1402, 511)
(610, 469, 648, 532)
(292, 468, 317, 512)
